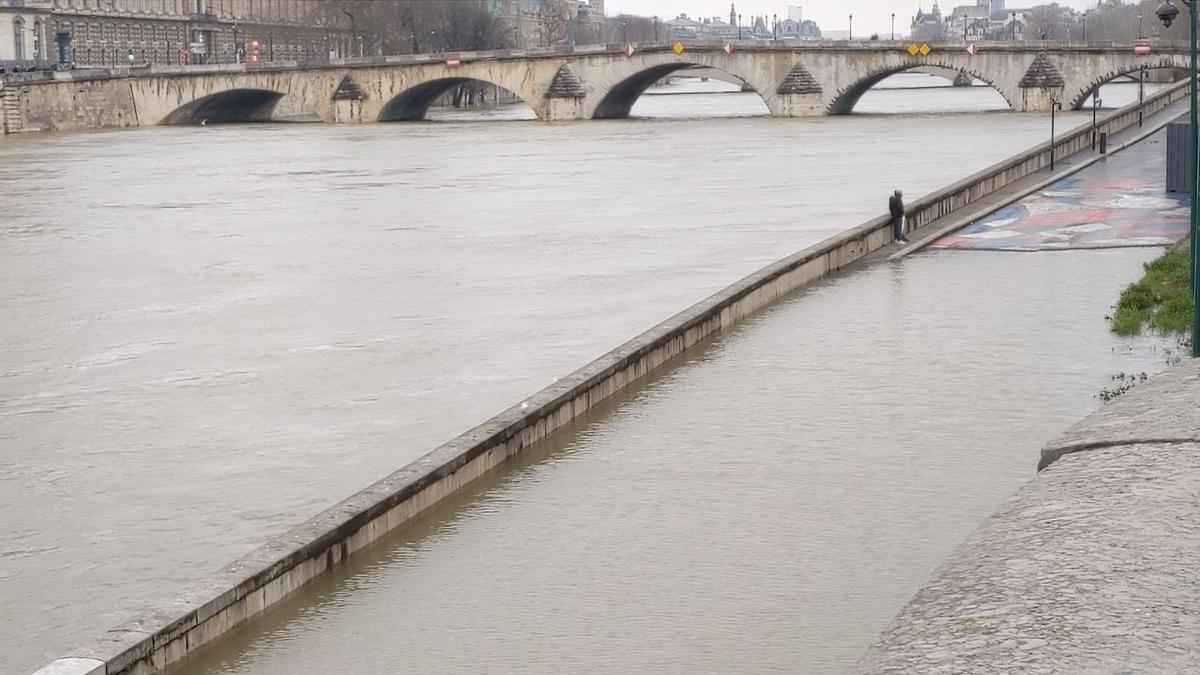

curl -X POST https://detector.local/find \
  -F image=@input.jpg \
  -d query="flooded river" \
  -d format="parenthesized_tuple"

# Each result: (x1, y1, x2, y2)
(182, 247, 1171, 675)
(0, 76, 1167, 673)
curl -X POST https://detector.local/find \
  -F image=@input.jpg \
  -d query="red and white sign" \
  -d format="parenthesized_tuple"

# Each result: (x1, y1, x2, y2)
(965, 42, 979, 55)
(445, 57, 461, 68)
(723, 42, 736, 55)
(623, 43, 635, 57)
(1134, 40, 1151, 56)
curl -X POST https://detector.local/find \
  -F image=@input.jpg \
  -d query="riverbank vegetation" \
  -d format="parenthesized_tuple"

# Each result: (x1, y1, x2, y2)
(1110, 248, 1194, 339)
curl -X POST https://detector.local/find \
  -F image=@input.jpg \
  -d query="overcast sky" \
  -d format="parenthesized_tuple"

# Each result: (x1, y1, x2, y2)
(603, 0, 1099, 36)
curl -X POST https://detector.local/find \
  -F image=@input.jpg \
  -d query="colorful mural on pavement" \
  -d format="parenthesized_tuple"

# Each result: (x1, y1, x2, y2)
(930, 132, 1189, 252)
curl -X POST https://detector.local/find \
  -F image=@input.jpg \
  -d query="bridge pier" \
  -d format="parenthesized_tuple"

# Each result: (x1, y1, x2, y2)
(1019, 86, 1066, 113)
(540, 98, 588, 121)
(772, 93, 825, 117)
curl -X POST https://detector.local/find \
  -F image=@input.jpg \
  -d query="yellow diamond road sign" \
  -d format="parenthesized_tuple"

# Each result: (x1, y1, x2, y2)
(907, 44, 920, 56)
(919, 43, 932, 56)
(673, 42, 685, 55)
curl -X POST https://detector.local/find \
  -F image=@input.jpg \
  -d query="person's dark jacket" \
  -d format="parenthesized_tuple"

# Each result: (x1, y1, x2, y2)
(889, 194, 904, 219)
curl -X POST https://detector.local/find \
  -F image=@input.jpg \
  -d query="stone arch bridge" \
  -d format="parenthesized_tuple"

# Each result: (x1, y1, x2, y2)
(14, 41, 1192, 129)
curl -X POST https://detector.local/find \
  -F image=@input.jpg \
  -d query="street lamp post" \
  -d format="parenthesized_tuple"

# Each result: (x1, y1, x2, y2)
(849, 13, 853, 40)
(1049, 95, 1063, 171)
(1139, 64, 1147, 127)
(738, 14, 742, 40)
(653, 16, 659, 42)
(621, 20, 627, 44)
(773, 14, 778, 40)
(1157, 0, 1199, 356)
(1139, 12, 1145, 37)
(891, 13, 896, 39)
(1092, 95, 1102, 149)
(1011, 11, 1017, 40)
(1082, 10, 1087, 41)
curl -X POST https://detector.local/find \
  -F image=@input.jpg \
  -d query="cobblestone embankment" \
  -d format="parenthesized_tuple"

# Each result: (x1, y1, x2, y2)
(858, 359, 1200, 674)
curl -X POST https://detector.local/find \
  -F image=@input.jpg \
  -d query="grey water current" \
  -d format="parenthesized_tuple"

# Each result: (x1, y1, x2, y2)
(0, 75, 1172, 673)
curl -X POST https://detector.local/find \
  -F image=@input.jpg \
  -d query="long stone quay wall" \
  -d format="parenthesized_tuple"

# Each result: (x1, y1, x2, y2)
(31, 82, 1190, 675)
(858, 360, 1200, 674)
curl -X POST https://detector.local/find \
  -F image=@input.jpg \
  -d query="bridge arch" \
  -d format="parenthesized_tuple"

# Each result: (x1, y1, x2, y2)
(1068, 58, 1188, 109)
(592, 62, 766, 119)
(826, 62, 1014, 115)
(378, 77, 533, 122)
(160, 88, 285, 125)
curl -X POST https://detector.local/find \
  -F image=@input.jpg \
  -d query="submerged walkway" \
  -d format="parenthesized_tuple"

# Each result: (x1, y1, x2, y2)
(931, 128, 1188, 251)
(858, 359, 1200, 673)
(879, 97, 1190, 263)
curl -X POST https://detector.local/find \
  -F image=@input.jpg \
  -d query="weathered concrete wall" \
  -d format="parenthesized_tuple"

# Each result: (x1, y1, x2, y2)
(857, 360, 1200, 674)
(1, 42, 1190, 132)
(30, 82, 1189, 675)
(30, 182, 895, 675)
(8, 76, 138, 132)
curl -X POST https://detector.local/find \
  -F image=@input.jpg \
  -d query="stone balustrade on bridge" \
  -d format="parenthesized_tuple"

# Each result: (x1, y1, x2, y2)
(0, 40, 1190, 133)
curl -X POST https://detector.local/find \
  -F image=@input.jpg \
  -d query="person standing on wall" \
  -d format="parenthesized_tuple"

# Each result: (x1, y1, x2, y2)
(889, 189, 909, 244)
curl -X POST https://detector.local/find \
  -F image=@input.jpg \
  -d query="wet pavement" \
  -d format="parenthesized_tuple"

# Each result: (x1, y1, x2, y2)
(931, 128, 1188, 251)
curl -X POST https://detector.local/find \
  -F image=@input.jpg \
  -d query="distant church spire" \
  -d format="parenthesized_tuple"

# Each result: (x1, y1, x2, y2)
(731, 3, 737, 26)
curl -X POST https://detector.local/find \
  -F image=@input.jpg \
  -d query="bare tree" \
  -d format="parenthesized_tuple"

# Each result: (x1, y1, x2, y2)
(606, 14, 658, 43)
(325, 1, 516, 56)
(532, 0, 576, 48)
(1028, 4, 1076, 39)
(1080, 0, 1186, 40)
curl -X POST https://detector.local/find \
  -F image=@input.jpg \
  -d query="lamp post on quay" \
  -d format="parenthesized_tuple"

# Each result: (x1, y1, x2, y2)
(1049, 94, 1063, 171)
(1156, 0, 1200, 356)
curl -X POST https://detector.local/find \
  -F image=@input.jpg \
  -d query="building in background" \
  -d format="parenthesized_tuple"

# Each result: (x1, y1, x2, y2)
(938, 0, 1050, 41)
(665, 9, 818, 41)
(778, 16, 821, 39)
(911, 2, 946, 41)
(2, 0, 51, 65)
(665, 14, 702, 40)
(945, 1, 992, 39)
(0, 0, 352, 67)
(701, 17, 738, 39)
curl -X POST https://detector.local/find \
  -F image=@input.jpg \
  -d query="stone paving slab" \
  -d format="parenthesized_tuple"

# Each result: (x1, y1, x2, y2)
(859, 441, 1200, 674)
(858, 359, 1200, 674)
(1042, 358, 1200, 469)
